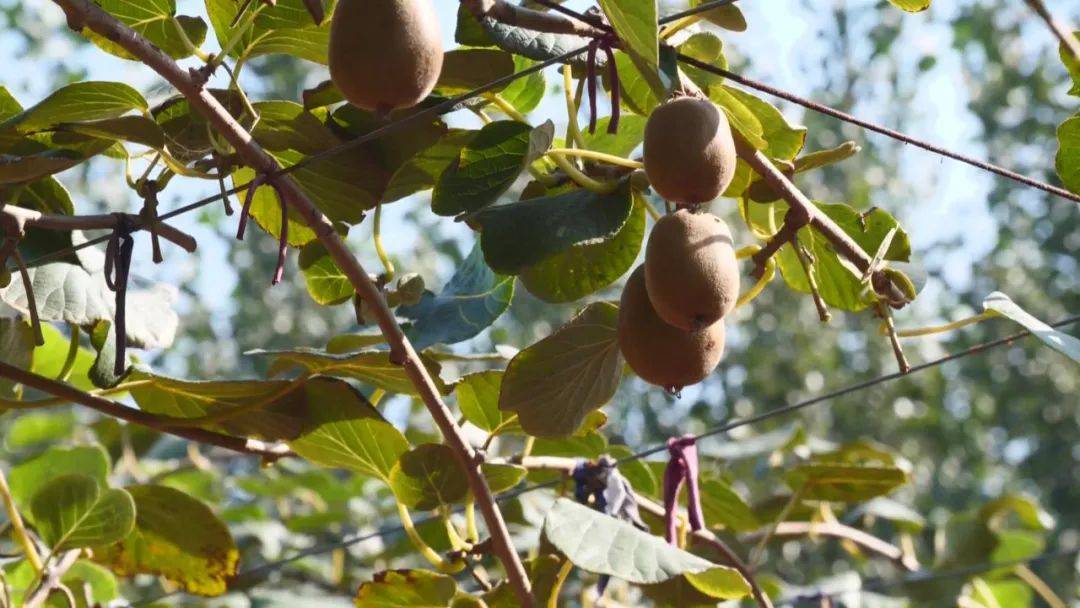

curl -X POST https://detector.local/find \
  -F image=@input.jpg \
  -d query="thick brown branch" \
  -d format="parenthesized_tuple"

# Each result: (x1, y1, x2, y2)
(0, 361, 293, 460)
(461, 0, 606, 37)
(750, 205, 809, 279)
(733, 136, 911, 309)
(742, 521, 919, 572)
(49, 1, 533, 603)
(1, 204, 198, 253)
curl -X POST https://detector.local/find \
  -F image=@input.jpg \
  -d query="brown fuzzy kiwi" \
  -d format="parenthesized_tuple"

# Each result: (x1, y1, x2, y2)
(618, 265, 726, 391)
(328, 0, 443, 113)
(645, 209, 739, 331)
(643, 96, 737, 205)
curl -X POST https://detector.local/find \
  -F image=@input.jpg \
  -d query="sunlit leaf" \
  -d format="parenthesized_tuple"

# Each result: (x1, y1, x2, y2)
(389, 444, 469, 510)
(30, 474, 135, 551)
(355, 569, 458, 607)
(983, 292, 1080, 363)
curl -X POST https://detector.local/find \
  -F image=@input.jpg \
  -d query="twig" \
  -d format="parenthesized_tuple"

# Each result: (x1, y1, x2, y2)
(676, 53, 1080, 206)
(461, 0, 606, 37)
(732, 135, 912, 308)
(794, 243, 831, 323)
(49, 2, 534, 604)
(877, 302, 912, 373)
(1, 205, 197, 253)
(742, 521, 919, 572)
(750, 206, 809, 279)
(0, 468, 43, 573)
(0, 361, 293, 460)
(1023, 0, 1080, 61)
(24, 550, 80, 608)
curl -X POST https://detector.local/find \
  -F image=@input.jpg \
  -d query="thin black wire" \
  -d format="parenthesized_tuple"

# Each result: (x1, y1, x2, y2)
(777, 547, 1080, 606)
(131, 316, 1080, 606)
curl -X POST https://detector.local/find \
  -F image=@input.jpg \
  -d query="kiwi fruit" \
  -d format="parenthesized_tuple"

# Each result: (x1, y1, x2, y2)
(618, 265, 726, 391)
(645, 209, 739, 331)
(328, 0, 443, 113)
(643, 96, 737, 205)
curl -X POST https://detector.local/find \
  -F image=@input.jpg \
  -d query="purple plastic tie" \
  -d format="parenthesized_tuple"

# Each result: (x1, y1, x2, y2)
(662, 435, 704, 544)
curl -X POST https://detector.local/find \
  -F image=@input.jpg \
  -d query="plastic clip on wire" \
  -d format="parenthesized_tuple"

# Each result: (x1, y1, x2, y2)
(663, 434, 704, 544)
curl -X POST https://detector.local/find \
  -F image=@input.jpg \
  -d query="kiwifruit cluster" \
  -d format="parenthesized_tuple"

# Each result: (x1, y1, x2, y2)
(328, 0, 443, 114)
(619, 97, 740, 392)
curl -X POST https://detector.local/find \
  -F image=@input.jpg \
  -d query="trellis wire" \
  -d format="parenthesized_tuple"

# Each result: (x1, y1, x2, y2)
(130, 316, 1080, 606)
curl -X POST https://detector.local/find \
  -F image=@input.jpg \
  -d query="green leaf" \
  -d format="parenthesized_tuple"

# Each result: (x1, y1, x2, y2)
(93, 485, 238, 596)
(784, 463, 908, 502)
(52, 116, 166, 150)
(481, 462, 527, 494)
(982, 292, 1080, 363)
(30, 474, 135, 551)
(83, 0, 207, 60)
(432, 120, 554, 216)
(455, 370, 504, 433)
(0, 262, 179, 348)
(326, 332, 386, 353)
(436, 49, 516, 95)
(775, 203, 911, 312)
(1, 176, 74, 215)
(476, 180, 634, 275)
(251, 348, 450, 396)
(1054, 113, 1079, 194)
(598, 0, 659, 72)
(398, 242, 515, 350)
(0, 318, 33, 397)
(978, 494, 1055, 531)
(685, 567, 753, 600)
(500, 55, 548, 114)
(679, 32, 728, 92)
(691, 0, 747, 31)
(127, 371, 306, 440)
(390, 444, 469, 510)
(520, 191, 645, 303)
(991, 529, 1046, 565)
(544, 498, 731, 585)
(607, 445, 659, 497)
(299, 241, 353, 306)
(615, 51, 662, 116)
(301, 80, 344, 110)
(699, 478, 760, 532)
(499, 302, 622, 437)
(7, 445, 111, 510)
(581, 114, 646, 157)
(723, 87, 807, 160)
(384, 129, 476, 203)
(1061, 33, 1080, 96)
(0, 82, 147, 134)
(850, 497, 926, 532)
(0, 139, 115, 185)
(888, 0, 931, 12)
(708, 86, 767, 150)
(289, 378, 409, 481)
(355, 569, 458, 607)
(4, 411, 77, 451)
(206, 0, 332, 64)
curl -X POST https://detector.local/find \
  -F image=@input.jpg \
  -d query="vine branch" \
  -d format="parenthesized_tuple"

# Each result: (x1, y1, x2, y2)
(461, 0, 607, 38)
(1, 205, 197, 253)
(47, 1, 533, 604)
(743, 521, 919, 572)
(1023, 0, 1080, 61)
(24, 550, 80, 608)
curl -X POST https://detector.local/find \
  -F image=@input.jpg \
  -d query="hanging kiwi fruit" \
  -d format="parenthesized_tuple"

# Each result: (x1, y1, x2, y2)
(618, 265, 727, 392)
(642, 95, 737, 205)
(328, 0, 444, 113)
(645, 209, 740, 331)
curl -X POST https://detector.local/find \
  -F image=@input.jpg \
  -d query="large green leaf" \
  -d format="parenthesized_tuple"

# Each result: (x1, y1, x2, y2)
(30, 474, 135, 551)
(581, 115, 647, 157)
(982, 292, 1080, 363)
(476, 180, 634, 274)
(0, 137, 115, 185)
(4, 412, 76, 451)
(0, 82, 147, 134)
(499, 302, 623, 437)
(691, 0, 747, 31)
(205, 0, 333, 64)
(398, 242, 515, 350)
(93, 485, 238, 596)
(1062, 33, 1080, 96)
(598, 0, 659, 73)
(1055, 112, 1079, 194)
(389, 444, 469, 510)
(723, 87, 807, 160)
(7, 445, 111, 510)
(355, 570, 458, 607)
(384, 129, 476, 203)
(83, 0, 207, 60)
(784, 463, 908, 502)
(500, 55, 548, 114)
(1, 175, 74, 215)
(435, 48, 516, 95)
(699, 478, 760, 532)
(432, 120, 554, 216)
(455, 370, 504, 433)
(52, 116, 166, 150)
(298, 241, 353, 306)
(289, 378, 409, 481)
(251, 347, 450, 395)
(520, 192, 645, 302)
(544, 498, 747, 589)
(128, 371, 306, 440)
(0, 318, 33, 397)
